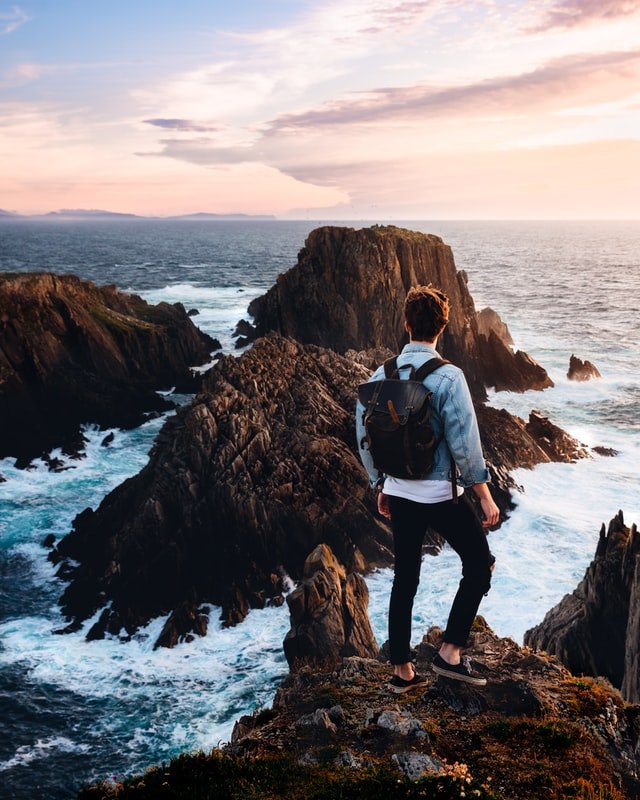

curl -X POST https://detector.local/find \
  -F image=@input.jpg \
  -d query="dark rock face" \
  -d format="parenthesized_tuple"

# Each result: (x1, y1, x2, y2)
(240, 226, 552, 398)
(283, 544, 379, 672)
(525, 512, 640, 703)
(568, 354, 602, 381)
(49, 335, 394, 644)
(0, 272, 218, 465)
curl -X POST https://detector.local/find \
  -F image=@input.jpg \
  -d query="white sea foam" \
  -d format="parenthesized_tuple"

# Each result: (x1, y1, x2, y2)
(0, 736, 90, 772)
(133, 284, 263, 352)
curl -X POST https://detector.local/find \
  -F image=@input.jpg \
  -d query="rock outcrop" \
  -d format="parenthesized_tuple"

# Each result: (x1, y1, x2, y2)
(0, 272, 219, 465)
(49, 335, 394, 643)
(283, 544, 379, 672)
(476, 306, 514, 346)
(226, 617, 640, 800)
(525, 512, 640, 703)
(568, 354, 602, 381)
(238, 226, 552, 398)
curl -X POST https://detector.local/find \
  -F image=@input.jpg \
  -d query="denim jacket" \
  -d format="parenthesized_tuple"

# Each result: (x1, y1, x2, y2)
(355, 342, 490, 489)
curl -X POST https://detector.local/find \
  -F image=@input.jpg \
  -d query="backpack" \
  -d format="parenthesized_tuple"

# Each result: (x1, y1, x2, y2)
(358, 356, 458, 499)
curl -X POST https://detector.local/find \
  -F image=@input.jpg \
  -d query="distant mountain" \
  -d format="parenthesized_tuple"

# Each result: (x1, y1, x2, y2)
(168, 212, 276, 220)
(0, 209, 277, 221)
(41, 209, 141, 219)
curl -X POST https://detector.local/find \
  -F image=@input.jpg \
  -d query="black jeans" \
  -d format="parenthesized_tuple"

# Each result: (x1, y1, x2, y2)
(388, 493, 493, 664)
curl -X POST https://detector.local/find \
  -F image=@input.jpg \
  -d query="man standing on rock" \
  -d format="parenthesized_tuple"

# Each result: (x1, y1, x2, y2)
(356, 285, 499, 692)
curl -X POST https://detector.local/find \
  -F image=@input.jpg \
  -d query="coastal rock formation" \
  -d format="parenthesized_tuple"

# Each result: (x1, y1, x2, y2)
(476, 306, 514, 346)
(49, 335, 394, 643)
(0, 272, 219, 465)
(238, 225, 552, 398)
(283, 544, 379, 672)
(525, 512, 640, 703)
(568, 354, 602, 381)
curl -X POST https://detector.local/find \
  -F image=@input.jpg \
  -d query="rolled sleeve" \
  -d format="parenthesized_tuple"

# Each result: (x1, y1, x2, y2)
(440, 373, 490, 487)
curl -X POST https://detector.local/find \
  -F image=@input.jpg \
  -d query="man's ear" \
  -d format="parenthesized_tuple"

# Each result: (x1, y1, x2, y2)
(404, 321, 411, 334)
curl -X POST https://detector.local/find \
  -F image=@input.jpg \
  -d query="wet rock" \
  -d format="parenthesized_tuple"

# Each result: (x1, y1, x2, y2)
(525, 410, 590, 462)
(100, 432, 115, 448)
(245, 225, 552, 398)
(568, 354, 602, 381)
(593, 445, 619, 457)
(42, 533, 56, 548)
(0, 272, 218, 464)
(187, 308, 199, 316)
(525, 512, 640, 703)
(283, 544, 379, 672)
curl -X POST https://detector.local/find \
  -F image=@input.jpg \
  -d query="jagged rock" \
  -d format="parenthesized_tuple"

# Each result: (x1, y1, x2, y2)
(243, 225, 552, 398)
(187, 308, 199, 316)
(376, 709, 427, 739)
(295, 708, 338, 736)
(476, 307, 514, 346)
(392, 752, 444, 780)
(0, 272, 218, 465)
(50, 335, 394, 644)
(525, 410, 590, 462)
(100, 432, 114, 448)
(525, 512, 640, 703)
(593, 445, 619, 457)
(227, 621, 640, 796)
(154, 600, 210, 648)
(568, 354, 602, 381)
(283, 543, 379, 672)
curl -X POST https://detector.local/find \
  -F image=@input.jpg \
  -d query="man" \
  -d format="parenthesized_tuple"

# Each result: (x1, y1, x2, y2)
(356, 285, 499, 692)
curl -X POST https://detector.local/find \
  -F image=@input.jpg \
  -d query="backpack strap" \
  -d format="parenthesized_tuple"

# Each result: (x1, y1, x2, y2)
(383, 356, 398, 379)
(413, 356, 458, 504)
(414, 356, 450, 382)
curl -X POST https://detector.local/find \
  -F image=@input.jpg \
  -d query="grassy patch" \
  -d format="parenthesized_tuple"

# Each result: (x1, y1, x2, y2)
(78, 751, 500, 800)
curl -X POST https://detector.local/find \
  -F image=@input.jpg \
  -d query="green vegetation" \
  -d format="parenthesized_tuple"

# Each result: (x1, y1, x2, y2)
(78, 751, 499, 800)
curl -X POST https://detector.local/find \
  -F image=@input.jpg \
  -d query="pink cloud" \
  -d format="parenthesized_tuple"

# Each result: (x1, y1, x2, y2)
(530, 0, 640, 32)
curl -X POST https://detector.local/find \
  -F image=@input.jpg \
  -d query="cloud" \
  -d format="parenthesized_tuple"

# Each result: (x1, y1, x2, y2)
(263, 48, 640, 131)
(531, 0, 640, 33)
(143, 118, 221, 133)
(0, 4, 29, 35)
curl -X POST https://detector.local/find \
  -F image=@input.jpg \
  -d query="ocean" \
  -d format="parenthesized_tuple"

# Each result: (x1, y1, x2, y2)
(0, 219, 638, 799)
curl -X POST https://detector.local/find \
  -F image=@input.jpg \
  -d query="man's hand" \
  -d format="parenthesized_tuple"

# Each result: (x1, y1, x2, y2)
(377, 490, 391, 520)
(472, 482, 500, 528)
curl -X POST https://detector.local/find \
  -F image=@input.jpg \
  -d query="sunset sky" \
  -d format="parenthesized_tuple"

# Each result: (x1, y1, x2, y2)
(1, 0, 639, 218)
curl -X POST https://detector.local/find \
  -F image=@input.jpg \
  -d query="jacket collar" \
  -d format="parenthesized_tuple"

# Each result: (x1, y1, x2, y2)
(400, 341, 440, 357)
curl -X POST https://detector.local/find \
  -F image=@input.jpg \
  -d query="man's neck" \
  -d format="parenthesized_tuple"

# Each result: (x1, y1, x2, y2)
(409, 338, 437, 346)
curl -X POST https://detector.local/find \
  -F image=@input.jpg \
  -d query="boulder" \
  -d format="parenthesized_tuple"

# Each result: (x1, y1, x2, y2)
(283, 544, 379, 672)
(525, 512, 640, 703)
(239, 225, 552, 398)
(0, 272, 219, 465)
(568, 354, 602, 381)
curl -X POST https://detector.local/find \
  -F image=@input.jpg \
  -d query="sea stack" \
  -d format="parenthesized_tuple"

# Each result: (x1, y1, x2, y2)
(238, 225, 553, 398)
(567, 354, 602, 381)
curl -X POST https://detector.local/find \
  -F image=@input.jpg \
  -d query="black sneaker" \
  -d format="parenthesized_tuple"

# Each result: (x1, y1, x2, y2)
(432, 654, 487, 686)
(387, 670, 429, 694)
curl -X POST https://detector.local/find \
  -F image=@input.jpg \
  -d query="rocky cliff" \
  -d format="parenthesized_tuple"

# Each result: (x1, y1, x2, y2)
(239, 226, 552, 398)
(525, 512, 640, 704)
(49, 332, 588, 646)
(49, 335, 394, 643)
(80, 618, 640, 800)
(0, 272, 219, 465)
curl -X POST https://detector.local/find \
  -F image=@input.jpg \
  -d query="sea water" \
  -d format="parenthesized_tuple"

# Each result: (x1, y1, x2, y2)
(0, 220, 638, 798)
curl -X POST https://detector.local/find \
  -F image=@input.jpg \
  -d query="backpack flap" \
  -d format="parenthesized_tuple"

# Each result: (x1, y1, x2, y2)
(358, 379, 430, 426)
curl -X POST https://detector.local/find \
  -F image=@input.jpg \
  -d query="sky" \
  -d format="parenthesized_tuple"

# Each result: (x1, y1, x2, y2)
(1, 0, 639, 218)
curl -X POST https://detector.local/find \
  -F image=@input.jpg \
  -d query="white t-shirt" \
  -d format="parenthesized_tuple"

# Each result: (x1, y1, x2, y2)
(383, 476, 464, 504)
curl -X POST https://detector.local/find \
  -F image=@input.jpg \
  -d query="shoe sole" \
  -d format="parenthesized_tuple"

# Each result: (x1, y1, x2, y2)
(386, 681, 428, 694)
(431, 663, 487, 686)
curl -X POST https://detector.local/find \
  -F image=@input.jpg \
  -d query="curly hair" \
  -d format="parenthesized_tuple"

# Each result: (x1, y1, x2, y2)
(404, 285, 450, 341)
